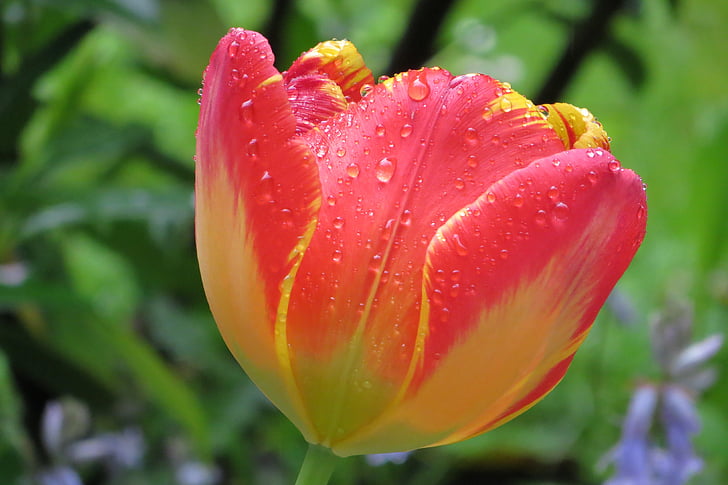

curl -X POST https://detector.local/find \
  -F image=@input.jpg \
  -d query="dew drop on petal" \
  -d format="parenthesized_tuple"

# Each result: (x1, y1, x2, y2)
(239, 99, 254, 125)
(464, 127, 479, 146)
(482, 106, 494, 121)
(336, 147, 346, 157)
(534, 209, 547, 226)
(452, 233, 468, 256)
(547, 185, 559, 200)
(346, 163, 360, 178)
(333, 216, 345, 229)
(499, 249, 509, 260)
(375, 124, 386, 137)
(227, 40, 240, 58)
(637, 204, 646, 220)
(400, 123, 413, 138)
(407, 72, 430, 101)
(500, 96, 513, 112)
(255, 172, 274, 204)
(247, 138, 259, 157)
(401, 209, 412, 226)
(375, 157, 396, 182)
(454, 178, 465, 190)
(512, 193, 524, 207)
(487, 192, 497, 203)
(608, 159, 622, 172)
(587, 170, 599, 185)
(332, 249, 343, 263)
(327, 195, 337, 206)
(553, 202, 570, 221)
(467, 155, 478, 168)
(360, 84, 374, 97)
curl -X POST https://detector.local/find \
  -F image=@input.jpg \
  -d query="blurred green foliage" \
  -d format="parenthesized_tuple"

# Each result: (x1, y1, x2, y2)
(0, 0, 726, 483)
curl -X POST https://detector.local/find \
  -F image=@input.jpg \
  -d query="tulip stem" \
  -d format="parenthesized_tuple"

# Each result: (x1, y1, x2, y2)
(294, 443, 338, 485)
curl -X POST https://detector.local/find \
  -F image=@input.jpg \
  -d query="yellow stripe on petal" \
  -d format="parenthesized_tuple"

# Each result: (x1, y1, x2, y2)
(540, 102, 610, 150)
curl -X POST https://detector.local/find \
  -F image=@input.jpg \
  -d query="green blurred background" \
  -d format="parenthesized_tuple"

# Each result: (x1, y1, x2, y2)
(1, 0, 726, 483)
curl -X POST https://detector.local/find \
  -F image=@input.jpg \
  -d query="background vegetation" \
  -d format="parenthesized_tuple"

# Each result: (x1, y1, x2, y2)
(1, 0, 726, 483)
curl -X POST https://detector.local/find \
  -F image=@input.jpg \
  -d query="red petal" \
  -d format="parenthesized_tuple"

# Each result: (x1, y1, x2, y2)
(282, 68, 567, 442)
(333, 149, 645, 454)
(195, 29, 321, 435)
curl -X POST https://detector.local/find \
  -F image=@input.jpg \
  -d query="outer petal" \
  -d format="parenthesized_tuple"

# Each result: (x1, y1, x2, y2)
(283, 69, 567, 448)
(195, 29, 321, 438)
(334, 148, 646, 454)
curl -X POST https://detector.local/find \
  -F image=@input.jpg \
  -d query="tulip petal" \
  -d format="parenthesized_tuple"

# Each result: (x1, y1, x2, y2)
(333, 148, 646, 454)
(540, 102, 610, 150)
(285, 39, 375, 102)
(195, 29, 321, 437)
(282, 69, 568, 446)
(284, 40, 375, 134)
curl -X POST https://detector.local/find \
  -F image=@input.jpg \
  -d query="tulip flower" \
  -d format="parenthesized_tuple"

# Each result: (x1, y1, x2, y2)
(195, 28, 647, 479)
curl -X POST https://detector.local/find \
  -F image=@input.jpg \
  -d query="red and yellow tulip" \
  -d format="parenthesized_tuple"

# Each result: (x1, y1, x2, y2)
(195, 29, 646, 456)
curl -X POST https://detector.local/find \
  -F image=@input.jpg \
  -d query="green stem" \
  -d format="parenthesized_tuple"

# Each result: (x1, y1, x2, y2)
(294, 443, 338, 485)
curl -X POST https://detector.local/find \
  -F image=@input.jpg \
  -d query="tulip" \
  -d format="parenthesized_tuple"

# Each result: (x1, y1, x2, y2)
(195, 28, 646, 464)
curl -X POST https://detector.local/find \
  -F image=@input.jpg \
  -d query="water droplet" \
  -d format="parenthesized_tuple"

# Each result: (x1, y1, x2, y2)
(326, 195, 337, 206)
(499, 249, 509, 260)
(547, 186, 559, 200)
(255, 171, 274, 204)
(608, 159, 621, 172)
(534, 209, 547, 226)
(407, 72, 430, 101)
(553, 202, 570, 221)
(464, 127, 479, 146)
(454, 178, 465, 190)
(333, 217, 345, 229)
(360, 84, 374, 97)
(346, 163, 360, 178)
(487, 192, 497, 203)
(452, 233, 468, 256)
(587, 170, 599, 185)
(401, 209, 412, 226)
(513, 193, 524, 207)
(400, 123, 413, 138)
(227, 40, 240, 58)
(500, 96, 513, 112)
(332, 249, 343, 263)
(467, 155, 478, 168)
(316, 145, 328, 158)
(375, 157, 396, 182)
(362, 380, 372, 389)
(482, 106, 494, 121)
(637, 205, 646, 220)
(375, 124, 386, 137)
(247, 138, 259, 157)
(239, 99, 254, 125)
(336, 147, 346, 157)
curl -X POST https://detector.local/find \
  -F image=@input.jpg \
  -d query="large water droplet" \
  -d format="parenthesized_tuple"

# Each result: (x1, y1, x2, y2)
(247, 138, 259, 157)
(464, 127, 479, 146)
(400, 123, 413, 138)
(239, 99, 254, 125)
(227, 40, 240, 58)
(346, 163, 360, 178)
(452, 233, 468, 256)
(547, 186, 559, 200)
(336, 147, 346, 157)
(407, 72, 430, 101)
(255, 171, 274, 204)
(375, 157, 396, 182)
(401, 209, 412, 226)
(552, 202, 570, 221)
(500, 96, 513, 112)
